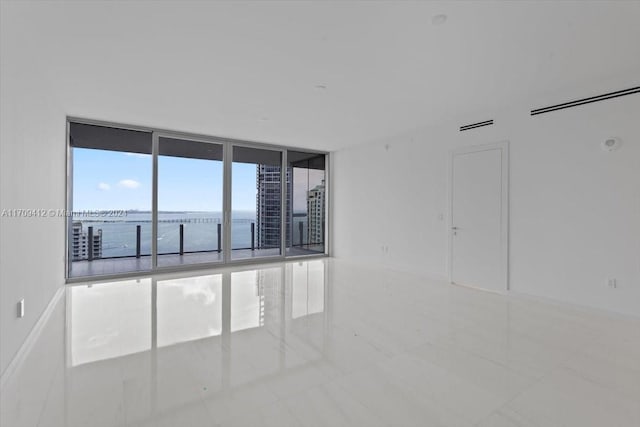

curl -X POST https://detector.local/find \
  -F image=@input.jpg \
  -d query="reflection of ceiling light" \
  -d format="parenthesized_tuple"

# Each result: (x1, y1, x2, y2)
(315, 84, 327, 90)
(432, 14, 447, 25)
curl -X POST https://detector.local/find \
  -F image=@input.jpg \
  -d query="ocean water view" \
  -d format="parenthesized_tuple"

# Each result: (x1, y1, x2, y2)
(73, 211, 309, 258)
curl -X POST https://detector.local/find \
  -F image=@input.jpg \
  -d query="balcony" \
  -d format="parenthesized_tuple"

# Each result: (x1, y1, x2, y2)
(69, 220, 324, 278)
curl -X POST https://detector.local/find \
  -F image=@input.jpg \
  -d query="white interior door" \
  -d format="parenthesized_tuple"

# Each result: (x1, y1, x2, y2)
(450, 143, 508, 292)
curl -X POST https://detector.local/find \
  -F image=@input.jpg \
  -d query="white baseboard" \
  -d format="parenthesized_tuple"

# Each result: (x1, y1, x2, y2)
(508, 289, 640, 320)
(0, 286, 65, 389)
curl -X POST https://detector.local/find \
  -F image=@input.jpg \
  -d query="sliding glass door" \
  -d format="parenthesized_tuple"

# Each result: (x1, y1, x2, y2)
(156, 136, 224, 268)
(231, 146, 283, 260)
(68, 120, 326, 279)
(286, 151, 326, 256)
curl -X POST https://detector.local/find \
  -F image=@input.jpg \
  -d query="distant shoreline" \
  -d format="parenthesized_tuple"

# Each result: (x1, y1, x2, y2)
(74, 210, 309, 223)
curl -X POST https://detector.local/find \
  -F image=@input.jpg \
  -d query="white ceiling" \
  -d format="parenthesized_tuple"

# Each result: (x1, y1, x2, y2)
(3, 0, 640, 151)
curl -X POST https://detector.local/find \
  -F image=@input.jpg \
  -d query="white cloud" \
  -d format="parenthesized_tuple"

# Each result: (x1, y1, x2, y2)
(124, 153, 149, 159)
(97, 182, 111, 191)
(118, 179, 141, 189)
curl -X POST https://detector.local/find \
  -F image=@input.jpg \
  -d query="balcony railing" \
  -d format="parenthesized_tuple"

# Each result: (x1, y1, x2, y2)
(73, 220, 324, 263)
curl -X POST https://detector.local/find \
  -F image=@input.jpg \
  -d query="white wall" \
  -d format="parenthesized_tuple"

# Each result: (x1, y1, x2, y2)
(0, 11, 67, 375)
(332, 94, 640, 316)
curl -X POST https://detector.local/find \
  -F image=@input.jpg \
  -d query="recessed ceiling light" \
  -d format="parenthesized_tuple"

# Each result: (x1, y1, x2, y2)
(315, 84, 327, 90)
(432, 14, 447, 25)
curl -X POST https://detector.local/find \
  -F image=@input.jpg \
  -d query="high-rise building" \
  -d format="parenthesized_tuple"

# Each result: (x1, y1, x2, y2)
(71, 221, 103, 261)
(307, 180, 325, 245)
(256, 165, 291, 249)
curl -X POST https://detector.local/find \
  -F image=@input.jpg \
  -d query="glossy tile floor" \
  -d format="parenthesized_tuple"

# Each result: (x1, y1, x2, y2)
(2, 259, 639, 427)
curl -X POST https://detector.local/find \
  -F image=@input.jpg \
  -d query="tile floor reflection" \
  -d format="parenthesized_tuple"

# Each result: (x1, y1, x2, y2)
(2, 259, 639, 427)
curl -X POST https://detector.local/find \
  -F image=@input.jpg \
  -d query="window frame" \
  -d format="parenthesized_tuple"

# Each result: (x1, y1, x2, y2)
(65, 117, 329, 282)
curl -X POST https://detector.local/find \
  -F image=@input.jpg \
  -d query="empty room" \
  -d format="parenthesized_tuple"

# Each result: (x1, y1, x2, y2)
(1, 1, 639, 426)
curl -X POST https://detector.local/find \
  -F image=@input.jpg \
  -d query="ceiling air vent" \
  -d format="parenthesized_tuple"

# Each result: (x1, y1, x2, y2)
(459, 120, 493, 132)
(531, 86, 640, 116)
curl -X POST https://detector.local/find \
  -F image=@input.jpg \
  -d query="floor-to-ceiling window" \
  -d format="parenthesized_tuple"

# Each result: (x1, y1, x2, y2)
(157, 137, 224, 268)
(286, 151, 326, 256)
(68, 123, 153, 278)
(231, 146, 283, 260)
(67, 120, 327, 279)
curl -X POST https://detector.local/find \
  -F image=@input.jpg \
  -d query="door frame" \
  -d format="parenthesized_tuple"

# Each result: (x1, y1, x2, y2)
(152, 131, 230, 269)
(153, 134, 288, 269)
(448, 141, 510, 292)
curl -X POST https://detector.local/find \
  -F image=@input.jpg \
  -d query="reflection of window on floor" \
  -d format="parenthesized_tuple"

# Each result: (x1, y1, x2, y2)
(70, 279, 152, 366)
(231, 270, 265, 332)
(291, 260, 325, 319)
(230, 267, 283, 332)
(157, 275, 222, 347)
(69, 263, 325, 372)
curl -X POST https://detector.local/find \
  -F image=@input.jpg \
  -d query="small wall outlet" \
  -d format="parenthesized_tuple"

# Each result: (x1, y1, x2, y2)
(607, 278, 617, 289)
(17, 299, 25, 318)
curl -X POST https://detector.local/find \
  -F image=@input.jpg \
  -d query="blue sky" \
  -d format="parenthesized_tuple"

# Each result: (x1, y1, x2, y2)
(72, 149, 150, 211)
(73, 148, 324, 212)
